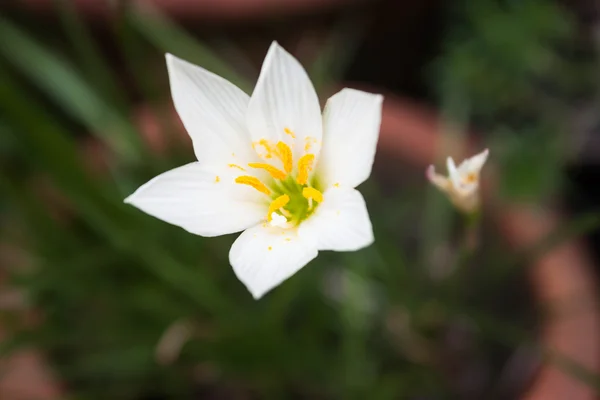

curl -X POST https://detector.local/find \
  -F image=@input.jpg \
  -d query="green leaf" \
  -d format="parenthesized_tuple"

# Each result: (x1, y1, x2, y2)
(54, 0, 130, 113)
(126, 4, 252, 93)
(0, 16, 144, 163)
(0, 63, 232, 316)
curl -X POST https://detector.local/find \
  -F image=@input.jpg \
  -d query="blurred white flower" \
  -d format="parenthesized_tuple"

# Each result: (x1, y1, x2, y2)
(125, 41, 383, 299)
(426, 149, 489, 214)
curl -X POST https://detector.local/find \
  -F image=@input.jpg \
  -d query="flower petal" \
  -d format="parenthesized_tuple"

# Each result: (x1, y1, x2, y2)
(426, 165, 451, 192)
(299, 187, 373, 252)
(446, 157, 462, 188)
(125, 162, 266, 237)
(319, 88, 383, 189)
(229, 225, 318, 299)
(166, 54, 254, 165)
(246, 41, 322, 162)
(457, 148, 489, 174)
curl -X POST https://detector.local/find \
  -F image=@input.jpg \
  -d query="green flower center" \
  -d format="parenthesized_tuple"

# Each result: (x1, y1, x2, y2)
(229, 136, 324, 228)
(267, 174, 323, 226)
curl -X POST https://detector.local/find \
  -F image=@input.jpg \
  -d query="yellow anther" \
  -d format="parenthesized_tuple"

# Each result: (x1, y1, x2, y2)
(228, 163, 246, 171)
(235, 175, 271, 196)
(248, 163, 287, 180)
(284, 127, 296, 138)
(302, 187, 323, 203)
(267, 194, 290, 221)
(215, 176, 220, 183)
(464, 173, 477, 184)
(276, 141, 293, 173)
(333, 182, 340, 188)
(296, 154, 315, 185)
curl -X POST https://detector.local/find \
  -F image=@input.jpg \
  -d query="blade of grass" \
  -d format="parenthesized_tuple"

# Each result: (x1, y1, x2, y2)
(0, 16, 144, 164)
(308, 14, 367, 92)
(0, 64, 232, 315)
(126, 3, 252, 93)
(0, 171, 71, 250)
(0, 67, 108, 199)
(112, 9, 179, 154)
(53, 0, 130, 113)
(339, 255, 374, 398)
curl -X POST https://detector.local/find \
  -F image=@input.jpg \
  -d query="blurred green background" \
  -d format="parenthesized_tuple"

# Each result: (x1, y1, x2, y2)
(0, 0, 599, 399)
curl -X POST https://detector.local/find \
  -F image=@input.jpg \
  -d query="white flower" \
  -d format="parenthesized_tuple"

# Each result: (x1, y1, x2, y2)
(124, 41, 383, 299)
(426, 149, 489, 214)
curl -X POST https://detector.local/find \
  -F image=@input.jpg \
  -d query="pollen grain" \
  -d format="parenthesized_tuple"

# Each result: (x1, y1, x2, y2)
(228, 163, 246, 171)
(284, 127, 296, 138)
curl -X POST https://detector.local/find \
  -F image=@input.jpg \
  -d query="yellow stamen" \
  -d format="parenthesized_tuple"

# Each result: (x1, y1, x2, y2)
(268, 246, 273, 251)
(333, 183, 340, 188)
(215, 176, 220, 183)
(302, 187, 323, 203)
(464, 173, 477, 184)
(276, 141, 293, 173)
(296, 154, 315, 185)
(284, 127, 296, 138)
(267, 194, 290, 221)
(228, 163, 245, 171)
(235, 175, 271, 196)
(248, 163, 287, 180)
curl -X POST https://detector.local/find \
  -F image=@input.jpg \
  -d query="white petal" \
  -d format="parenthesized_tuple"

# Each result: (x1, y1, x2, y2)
(229, 225, 318, 299)
(269, 212, 288, 228)
(299, 187, 373, 252)
(446, 157, 461, 188)
(166, 54, 254, 164)
(125, 162, 266, 237)
(246, 41, 322, 161)
(319, 88, 383, 189)
(457, 148, 489, 174)
(426, 165, 451, 192)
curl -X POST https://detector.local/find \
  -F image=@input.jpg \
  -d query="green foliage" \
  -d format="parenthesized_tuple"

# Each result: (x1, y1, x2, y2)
(435, 0, 595, 201)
